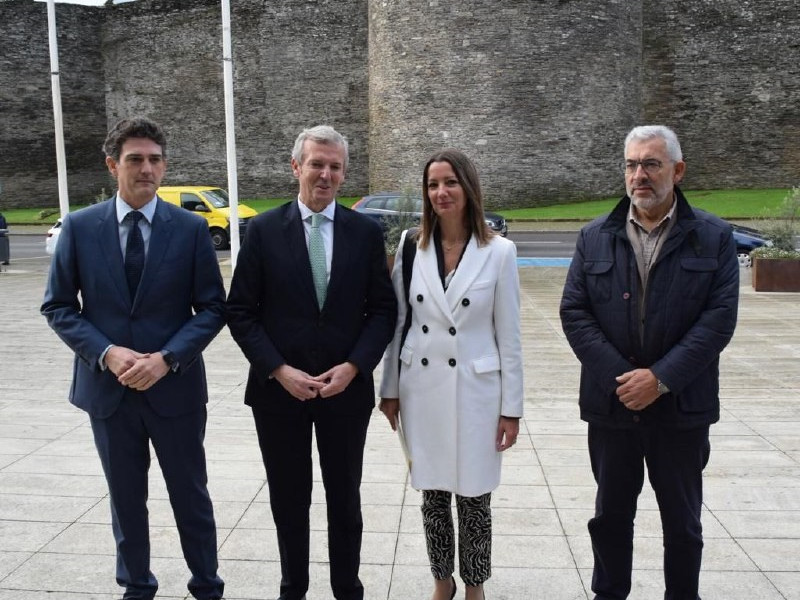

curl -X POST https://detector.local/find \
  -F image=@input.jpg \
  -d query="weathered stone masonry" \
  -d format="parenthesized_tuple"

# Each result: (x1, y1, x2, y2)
(0, 0, 797, 209)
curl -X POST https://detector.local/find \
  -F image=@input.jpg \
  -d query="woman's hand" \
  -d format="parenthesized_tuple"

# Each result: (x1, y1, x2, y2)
(379, 398, 400, 431)
(496, 416, 520, 451)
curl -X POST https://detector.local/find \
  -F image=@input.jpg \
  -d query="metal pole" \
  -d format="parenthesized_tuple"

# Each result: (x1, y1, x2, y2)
(221, 0, 240, 270)
(47, 0, 70, 219)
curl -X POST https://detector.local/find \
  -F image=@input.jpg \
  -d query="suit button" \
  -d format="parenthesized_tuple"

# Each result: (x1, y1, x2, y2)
(421, 358, 429, 366)
(461, 298, 470, 307)
(448, 327, 456, 336)
(417, 294, 424, 302)
(632, 415, 640, 423)
(448, 358, 456, 367)
(623, 292, 631, 300)
(422, 325, 429, 333)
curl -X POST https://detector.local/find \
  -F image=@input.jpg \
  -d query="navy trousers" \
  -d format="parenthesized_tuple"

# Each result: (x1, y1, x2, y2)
(252, 402, 371, 600)
(90, 391, 223, 600)
(587, 423, 710, 600)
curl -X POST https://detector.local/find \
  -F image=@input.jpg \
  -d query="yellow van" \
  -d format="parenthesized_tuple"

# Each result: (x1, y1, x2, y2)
(158, 186, 258, 250)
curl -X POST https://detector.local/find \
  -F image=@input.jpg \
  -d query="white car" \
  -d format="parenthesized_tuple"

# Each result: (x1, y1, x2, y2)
(45, 218, 62, 255)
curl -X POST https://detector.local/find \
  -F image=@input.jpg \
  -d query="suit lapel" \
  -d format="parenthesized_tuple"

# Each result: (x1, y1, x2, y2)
(283, 201, 318, 310)
(325, 204, 351, 309)
(97, 200, 130, 304)
(133, 199, 172, 309)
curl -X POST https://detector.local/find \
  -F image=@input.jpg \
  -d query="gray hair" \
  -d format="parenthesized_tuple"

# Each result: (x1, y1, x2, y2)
(624, 125, 683, 162)
(291, 125, 349, 170)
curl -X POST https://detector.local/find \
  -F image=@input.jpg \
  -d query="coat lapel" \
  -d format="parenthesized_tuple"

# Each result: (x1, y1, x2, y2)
(325, 203, 351, 309)
(444, 236, 492, 313)
(283, 201, 318, 310)
(132, 199, 172, 310)
(97, 200, 130, 304)
(416, 241, 454, 324)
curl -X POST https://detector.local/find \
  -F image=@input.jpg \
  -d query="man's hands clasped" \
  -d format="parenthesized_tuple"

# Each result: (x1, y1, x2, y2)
(106, 346, 170, 391)
(272, 362, 359, 401)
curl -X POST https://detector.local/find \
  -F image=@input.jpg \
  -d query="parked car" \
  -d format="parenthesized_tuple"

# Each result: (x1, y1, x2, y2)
(731, 223, 772, 267)
(158, 186, 257, 250)
(352, 192, 508, 237)
(45, 187, 256, 255)
(45, 218, 62, 255)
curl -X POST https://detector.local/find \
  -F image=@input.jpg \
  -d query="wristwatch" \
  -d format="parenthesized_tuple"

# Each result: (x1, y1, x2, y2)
(656, 379, 670, 395)
(161, 350, 178, 371)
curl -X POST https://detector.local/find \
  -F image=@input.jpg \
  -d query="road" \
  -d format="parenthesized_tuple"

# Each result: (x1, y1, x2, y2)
(3, 230, 578, 274)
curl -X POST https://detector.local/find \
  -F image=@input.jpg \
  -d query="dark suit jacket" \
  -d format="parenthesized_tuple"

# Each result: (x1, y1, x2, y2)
(226, 201, 397, 415)
(41, 197, 226, 419)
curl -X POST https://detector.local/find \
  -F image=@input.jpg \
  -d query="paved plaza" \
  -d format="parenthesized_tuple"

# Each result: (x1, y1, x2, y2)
(1, 258, 799, 599)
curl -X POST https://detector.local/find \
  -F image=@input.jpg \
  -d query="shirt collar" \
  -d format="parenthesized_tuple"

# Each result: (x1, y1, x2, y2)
(116, 194, 157, 224)
(297, 197, 336, 222)
(628, 193, 677, 232)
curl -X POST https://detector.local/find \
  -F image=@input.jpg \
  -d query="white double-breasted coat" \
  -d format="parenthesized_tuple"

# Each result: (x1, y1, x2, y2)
(380, 230, 523, 496)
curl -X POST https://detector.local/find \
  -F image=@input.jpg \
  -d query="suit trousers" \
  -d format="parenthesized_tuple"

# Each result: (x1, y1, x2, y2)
(252, 402, 371, 600)
(90, 390, 223, 600)
(587, 423, 710, 600)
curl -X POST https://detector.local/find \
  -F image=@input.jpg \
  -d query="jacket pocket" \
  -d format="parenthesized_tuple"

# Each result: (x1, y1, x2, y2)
(473, 354, 500, 373)
(399, 345, 413, 367)
(680, 257, 718, 299)
(583, 259, 614, 303)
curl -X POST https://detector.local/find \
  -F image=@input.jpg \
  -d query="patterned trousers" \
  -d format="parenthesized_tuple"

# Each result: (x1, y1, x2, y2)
(421, 490, 492, 586)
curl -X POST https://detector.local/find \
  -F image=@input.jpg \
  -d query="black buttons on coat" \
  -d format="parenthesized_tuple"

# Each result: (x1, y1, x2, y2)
(421, 358, 429, 366)
(422, 325, 429, 333)
(461, 298, 470, 307)
(448, 358, 456, 367)
(417, 294, 424, 302)
(448, 327, 456, 336)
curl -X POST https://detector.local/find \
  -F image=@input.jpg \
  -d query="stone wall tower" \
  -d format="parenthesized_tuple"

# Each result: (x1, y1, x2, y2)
(367, 0, 643, 206)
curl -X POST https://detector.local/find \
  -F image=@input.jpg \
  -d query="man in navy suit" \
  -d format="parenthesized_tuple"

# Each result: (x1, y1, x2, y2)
(226, 125, 397, 600)
(42, 117, 226, 600)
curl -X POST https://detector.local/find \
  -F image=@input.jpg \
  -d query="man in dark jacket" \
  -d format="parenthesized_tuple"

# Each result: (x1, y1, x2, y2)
(560, 125, 739, 600)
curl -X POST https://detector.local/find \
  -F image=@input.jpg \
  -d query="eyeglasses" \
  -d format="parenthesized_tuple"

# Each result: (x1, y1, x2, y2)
(623, 159, 664, 174)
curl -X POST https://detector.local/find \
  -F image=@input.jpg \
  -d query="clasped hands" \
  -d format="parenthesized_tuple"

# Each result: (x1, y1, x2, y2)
(615, 368, 661, 412)
(272, 362, 358, 401)
(106, 346, 170, 391)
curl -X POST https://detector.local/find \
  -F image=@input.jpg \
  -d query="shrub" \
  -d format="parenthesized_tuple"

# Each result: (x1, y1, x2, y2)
(751, 187, 800, 259)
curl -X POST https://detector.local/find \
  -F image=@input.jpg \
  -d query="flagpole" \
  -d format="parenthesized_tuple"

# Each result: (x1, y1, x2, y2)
(221, 0, 240, 270)
(47, 0, 70, 219)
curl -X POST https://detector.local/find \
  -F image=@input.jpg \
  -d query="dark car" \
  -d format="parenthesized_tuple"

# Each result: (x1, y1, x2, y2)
(731, 223, 771, 267)
(352, 192, 508, 237)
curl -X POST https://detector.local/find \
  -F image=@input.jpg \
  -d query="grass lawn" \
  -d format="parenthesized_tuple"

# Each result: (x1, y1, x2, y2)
(1, 189, 790, 225)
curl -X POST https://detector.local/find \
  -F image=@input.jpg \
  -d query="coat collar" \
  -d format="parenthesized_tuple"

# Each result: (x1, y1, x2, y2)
(415, 234, 492, 321)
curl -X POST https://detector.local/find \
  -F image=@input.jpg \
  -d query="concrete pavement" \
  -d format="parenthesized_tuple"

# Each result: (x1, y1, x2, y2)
(1, 262, 799, 599)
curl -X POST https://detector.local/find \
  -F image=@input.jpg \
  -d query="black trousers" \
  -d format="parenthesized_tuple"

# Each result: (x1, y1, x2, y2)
(588, 423, 710, 600)
(252, 402, 371, 600)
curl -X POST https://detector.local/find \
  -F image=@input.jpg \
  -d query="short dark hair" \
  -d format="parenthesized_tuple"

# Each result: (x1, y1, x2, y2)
(103, 117, 167, 161)
(419, 148, 491, 249)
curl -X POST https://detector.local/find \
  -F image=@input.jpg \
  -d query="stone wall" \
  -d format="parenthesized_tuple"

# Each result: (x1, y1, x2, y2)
(0, 0, 797, 210)
(102, 0, 369, 198)
(641, 0, 800, 193)
(368, 0, 642, 207)
(0, 0, 107, 209)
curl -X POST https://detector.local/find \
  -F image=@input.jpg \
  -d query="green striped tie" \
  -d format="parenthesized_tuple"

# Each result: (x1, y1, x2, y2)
(309, 212, 328, 308)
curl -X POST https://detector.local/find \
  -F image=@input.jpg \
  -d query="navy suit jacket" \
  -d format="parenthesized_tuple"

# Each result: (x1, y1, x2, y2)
(42, 197, 226, 419)
(226, 201, 397, 415)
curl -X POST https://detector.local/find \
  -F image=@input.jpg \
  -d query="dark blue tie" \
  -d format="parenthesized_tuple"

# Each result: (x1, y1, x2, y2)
(124, 211, 145, 297)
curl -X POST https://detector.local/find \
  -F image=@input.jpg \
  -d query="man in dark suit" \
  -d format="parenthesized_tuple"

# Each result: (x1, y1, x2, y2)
(226, 125, 397, 600)
(41, 117, 226, 600)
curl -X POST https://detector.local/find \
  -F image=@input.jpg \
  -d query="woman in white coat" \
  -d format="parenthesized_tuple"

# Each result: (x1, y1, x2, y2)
(380, 149, 523, 600)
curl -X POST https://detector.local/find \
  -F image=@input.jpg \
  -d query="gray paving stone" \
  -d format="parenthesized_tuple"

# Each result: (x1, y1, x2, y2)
(2, 264, 799, 599)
